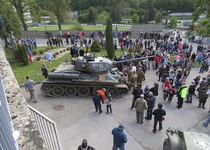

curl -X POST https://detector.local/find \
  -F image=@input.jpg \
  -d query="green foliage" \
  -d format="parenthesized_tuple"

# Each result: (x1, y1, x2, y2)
(0, 0, 22, 39)
(198, 18, 210, 37)
(71, 23, 84, 30)
(31, 50, 38, 55)
(110, 6, 122, 23)
(20, 44, 29, 66)
(53, 53, 56, 58)
(87, 7, 97, 24)
(193, 0, 210, 21)
(132, 14, 139, 24)
(155, 12, 163, 23)
(90, 40, 102, 52)
(36, 57, 41, 61)
(170, 16, 177, 28)
(39, 49, 45, 54)
(55, 52, 59, 55)
(105, 18, 115, 59)
(60, 50, 63, 53)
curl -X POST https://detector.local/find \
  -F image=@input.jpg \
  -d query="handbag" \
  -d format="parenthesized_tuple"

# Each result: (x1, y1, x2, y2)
(162, 116, 165, 121)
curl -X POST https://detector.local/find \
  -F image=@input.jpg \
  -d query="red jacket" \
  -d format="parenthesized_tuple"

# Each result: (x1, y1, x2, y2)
(155, 56, 160, 63)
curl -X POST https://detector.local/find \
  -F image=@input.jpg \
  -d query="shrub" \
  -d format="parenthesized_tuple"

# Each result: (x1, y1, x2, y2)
(45, 47, 49, 51)
(55, 52, 59, 55)
(53, 53, 56, 58)
(31, 50, 38, 55)
(39, 48, 45, 54)
(63, 49, 66, 52)
(36, 57, 41, 61)
(90, 40, 102, 52)
(71, 23, 84, 30)
(20, 44, 29, 65)
(51, 46, 54, 49)
(60, 50, 63, 53)
(67, 47, 70, 50)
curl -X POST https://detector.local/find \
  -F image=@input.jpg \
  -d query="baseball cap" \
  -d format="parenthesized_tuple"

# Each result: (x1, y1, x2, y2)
(118, 124, 125, 129)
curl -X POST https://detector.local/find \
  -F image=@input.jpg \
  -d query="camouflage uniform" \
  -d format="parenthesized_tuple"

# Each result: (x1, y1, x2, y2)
(137, 69, 145, 87)
(128, 73, 138, 91)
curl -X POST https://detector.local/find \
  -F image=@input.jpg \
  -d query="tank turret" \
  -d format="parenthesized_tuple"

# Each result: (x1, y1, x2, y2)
(41, 53, 155, 98)
(74, 53, 155, 73)
(163, 127, 210, 150)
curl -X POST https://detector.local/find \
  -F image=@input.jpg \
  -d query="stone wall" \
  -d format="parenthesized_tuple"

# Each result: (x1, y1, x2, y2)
(0, 45, 46, 150)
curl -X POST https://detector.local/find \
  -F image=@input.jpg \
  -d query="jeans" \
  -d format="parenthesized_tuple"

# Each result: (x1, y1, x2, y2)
(29, 90, 36, 101)
(199, 66, 205, 73)
(186, 93, 193, 103)
(177, 96, 183, 108)
(106, 105, 112, 113)
(112, 144, 125, 150)
(203, 116, 210, 127)
(153, 119, 162, 132)
(93, 100, 102, 112)
(146, 108, 153, 119)
(136, 111, 144, 123)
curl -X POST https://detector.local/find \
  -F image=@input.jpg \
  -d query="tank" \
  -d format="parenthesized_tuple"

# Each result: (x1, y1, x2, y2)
(163, 127, 210, 150)
(41, 53, 154, 97)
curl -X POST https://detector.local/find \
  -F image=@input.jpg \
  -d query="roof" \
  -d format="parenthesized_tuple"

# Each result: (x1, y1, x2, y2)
(131, 24, 165, 32)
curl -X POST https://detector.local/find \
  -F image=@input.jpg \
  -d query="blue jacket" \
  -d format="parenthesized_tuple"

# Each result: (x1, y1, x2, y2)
(112, 128, 127, 148)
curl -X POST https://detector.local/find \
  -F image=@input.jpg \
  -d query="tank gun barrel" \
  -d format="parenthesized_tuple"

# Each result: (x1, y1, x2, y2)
(112, 55, 155, 66)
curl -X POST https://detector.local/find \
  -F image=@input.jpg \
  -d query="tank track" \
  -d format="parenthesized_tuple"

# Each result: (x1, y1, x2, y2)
(41, 82, 128, 98)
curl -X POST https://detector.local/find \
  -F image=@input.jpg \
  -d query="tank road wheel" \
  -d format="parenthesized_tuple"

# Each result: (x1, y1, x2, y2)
(107, 87, 119, 97)
(52, 86, 64, 96)
(92, 87, 103, 95)
(41, 84, 52, 94)
(163, 139, 170, 150)
(78, 87, 90, 97)
(119, 88, 128, 94)
(65, 87, 77, 96)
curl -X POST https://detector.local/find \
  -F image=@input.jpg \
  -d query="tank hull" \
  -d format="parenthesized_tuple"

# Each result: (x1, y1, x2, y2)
(41, 63, 128, 97)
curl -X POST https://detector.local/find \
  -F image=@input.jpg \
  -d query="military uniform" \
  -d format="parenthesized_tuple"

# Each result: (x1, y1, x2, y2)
(128, 73, 138, 91)
(137, 69, 145, 87)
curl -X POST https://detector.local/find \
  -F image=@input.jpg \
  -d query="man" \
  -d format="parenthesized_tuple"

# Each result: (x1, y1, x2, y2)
(134, 94, 148, 124)
(185, 81, 196, 103)
(45, 50, 53, 64)
(176, 82, 188, 109)
(112, 124, 127, 150)
(198, 85, 209, 109)
(24, 76, 37, 103)
(145, 92, 156, 120)
(92, 88, 106, 114)
(128, 71, 138, 91)
(137, 68, 145, 87)
(152, 103, 166, 133)
(130, 83, 143, 109)
(77, 139, 95, 150)
(41, 63, 48, 79)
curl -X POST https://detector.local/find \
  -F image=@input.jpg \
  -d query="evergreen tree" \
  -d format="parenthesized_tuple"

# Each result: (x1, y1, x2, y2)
(21, 44, 29, 65)
(105, 18, 115, 59)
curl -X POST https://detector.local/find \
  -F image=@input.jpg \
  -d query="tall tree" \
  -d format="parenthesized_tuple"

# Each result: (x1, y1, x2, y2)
(44, 0, 71, 30)
(105, 18, 115, 59)
(9, 0, 39, 31)
(193, 0, 210, 21)
(87, 7, 97, 24)
(0, 0, 22, 47)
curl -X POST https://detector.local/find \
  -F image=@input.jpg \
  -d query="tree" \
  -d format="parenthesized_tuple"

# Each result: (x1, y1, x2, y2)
(90, 40, 102, 52)
(170, 16, 177, 28)
(193, 0, 210, 21)
(132, 14, 139, 24)
(105, 18, 115, 59)
(110, 6, 122, 24)
(87, 7, 97, 24)
(9, 0, 39, 31)
(155, 12, 163, 23)
(19, 44, 29, 65)
(198, 18, 210, 37)
(0, 0, 22, 47)
(43, 0, 71, 30)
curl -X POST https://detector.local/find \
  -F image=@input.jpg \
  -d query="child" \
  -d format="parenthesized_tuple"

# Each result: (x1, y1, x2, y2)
(185, 81, 196, 103)
(105, 93, 112, 113)
(168, 86, 175, 102)
(163, 87, 169, 101)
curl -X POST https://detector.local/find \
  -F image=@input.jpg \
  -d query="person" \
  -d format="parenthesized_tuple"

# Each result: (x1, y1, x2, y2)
(203, 114, 210, 127)
(41, 63, 48, 79)
(185, 81, 196, 103)
(130, 83, 143, 109)
(92, 88, 106, 114)
(77, 139, 95, 150)
(134, 94, 148, 124)
(152, 103, 166, 133)
(168, 86, 175, 102)
(45, 50, 54, 64)
(105, 93, 112, 113)
(198, 85, 209, 109)
(145, 92, 155, 120)
(112, 124, 127, 150)
(176, 82, 188, 109)
(24, 76, 37, 103)
(128, 71, 138, 91)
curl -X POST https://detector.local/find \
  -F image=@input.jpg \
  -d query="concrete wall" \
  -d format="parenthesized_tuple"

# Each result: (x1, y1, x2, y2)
(0, 45, 46, 150)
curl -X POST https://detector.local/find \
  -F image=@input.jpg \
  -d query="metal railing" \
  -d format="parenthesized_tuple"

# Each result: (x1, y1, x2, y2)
(28, 105, 62, 150)
(0, 75, 18, 150)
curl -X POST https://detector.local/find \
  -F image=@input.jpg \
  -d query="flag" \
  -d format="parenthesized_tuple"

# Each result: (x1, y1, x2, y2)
(29, 53, 33, 63)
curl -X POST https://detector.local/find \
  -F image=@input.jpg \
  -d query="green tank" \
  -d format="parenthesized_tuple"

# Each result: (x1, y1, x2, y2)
(163, 127, 210, 150)
(41, 53, 154, 97)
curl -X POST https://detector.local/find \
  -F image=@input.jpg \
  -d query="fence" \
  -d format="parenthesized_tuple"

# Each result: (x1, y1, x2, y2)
(28, 105, 62, 150)
(0, 75, 19, 150)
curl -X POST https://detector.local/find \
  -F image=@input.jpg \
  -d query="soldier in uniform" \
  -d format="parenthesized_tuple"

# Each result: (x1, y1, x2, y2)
(137, 68, 145, 88)
(127, 66, 134, 82)
(128, 71, 138, 91)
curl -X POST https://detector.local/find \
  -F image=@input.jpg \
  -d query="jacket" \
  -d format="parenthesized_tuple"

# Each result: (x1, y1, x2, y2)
(177, 85, 188, 98)
(147, 96, 156, 108)
(112, 128, 127, 148)
(153, 108, 166, 121)
(150, 85, 159, 96)
(134, 98, 148, 112)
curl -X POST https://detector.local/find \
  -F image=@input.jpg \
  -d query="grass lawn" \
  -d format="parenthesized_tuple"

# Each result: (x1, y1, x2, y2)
(28, 25, 130, 31)
(9, 48, 128, 85)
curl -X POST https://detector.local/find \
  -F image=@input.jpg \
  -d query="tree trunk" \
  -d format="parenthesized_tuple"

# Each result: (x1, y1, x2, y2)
(57, 16, 62, 31)
(4, 36, 8, 48)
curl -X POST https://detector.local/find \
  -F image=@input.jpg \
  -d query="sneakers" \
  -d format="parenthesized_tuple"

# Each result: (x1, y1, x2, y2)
(33, 100, 37, 103)
(99, 111, 103, 114)
(203, 122, 207, 127)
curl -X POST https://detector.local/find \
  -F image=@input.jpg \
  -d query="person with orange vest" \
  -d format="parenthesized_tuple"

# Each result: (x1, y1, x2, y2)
(92, 88, 106, 114)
